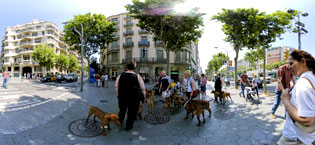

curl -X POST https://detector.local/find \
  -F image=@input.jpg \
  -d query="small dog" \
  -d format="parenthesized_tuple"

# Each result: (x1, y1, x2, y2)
(136, 103, 143, 120)
(86, 105, 121, 136)
(222, 91, 232, 105)
(184, 100, 212, 126)
(173, 94, 185, 112)
(146, 90, 155, 114)
(211, 90, 225, 105)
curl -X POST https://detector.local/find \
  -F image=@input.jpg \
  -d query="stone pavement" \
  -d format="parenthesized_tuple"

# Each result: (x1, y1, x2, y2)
(0, 81, 287, 145)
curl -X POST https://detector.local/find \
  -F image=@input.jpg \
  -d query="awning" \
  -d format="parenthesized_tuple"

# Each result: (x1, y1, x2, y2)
(191, 57, 197, 65)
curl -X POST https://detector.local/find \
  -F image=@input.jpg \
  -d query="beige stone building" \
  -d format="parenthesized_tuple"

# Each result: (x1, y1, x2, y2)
(267, 46, 295, 64)
(0, 19, 83, 78)
(100, 13, 200, 83)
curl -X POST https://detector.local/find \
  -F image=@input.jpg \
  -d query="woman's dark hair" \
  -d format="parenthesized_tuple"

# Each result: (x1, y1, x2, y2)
(201, 74, 205, 77)
(290, 49, 315, 74)
(126, 60, 136, 70)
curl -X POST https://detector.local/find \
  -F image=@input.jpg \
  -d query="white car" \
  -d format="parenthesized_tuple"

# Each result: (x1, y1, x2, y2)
(64, 73, 78, 82)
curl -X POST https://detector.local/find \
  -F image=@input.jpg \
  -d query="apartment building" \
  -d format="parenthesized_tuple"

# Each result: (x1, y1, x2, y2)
(267, 46, 295, 64)
(100, 13, 200, 83)
(0, 19, 71, 78)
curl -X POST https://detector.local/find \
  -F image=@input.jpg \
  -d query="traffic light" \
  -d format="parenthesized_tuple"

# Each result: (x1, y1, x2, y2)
(284, 50, 289, 61)
(228, 60, 232, 66)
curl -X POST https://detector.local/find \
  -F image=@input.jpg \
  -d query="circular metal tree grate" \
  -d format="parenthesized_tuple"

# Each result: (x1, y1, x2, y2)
(144, 112, 170, 125)
(68, 119, 103, 137)
(214, 110, 235, 120)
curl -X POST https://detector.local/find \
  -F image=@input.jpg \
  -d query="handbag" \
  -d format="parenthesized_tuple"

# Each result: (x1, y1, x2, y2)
(292, 77, 315, 134)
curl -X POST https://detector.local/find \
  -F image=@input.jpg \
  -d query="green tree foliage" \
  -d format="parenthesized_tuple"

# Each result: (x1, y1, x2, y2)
(32, 44, 56, 76)
(55, 53, 69, 72)
(68, 55, 78, 72)
(244, 48, 264, 69)
(126, 0, 203, 75)
(63, 13, 116, 79)
(266, 64, 272, 71)
(205, 52, 228, 80)
(246, 67, 255, 71)
(271, 61, 285, 70)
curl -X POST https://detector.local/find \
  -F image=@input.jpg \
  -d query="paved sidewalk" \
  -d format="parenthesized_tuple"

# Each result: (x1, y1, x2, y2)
(0, 81, 286, 145)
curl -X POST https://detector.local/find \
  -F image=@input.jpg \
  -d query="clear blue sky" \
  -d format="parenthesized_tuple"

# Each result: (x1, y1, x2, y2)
(1, 0, 315, 71)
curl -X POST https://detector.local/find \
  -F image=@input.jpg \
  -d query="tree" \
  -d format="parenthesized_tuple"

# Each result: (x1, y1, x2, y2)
(253, 11, 295, 94)
(244, 48, 264, 69)
(55, 53, 69, 72)
(126, 0, 203, 75)
(212, 8, 262, 89)
(246, 67, 255, 71)
(63, 13, 116, 80)
(266, 64, 272, 71)
(90, 57, 100, 74)
(68, 55, 78, 72)
(32, 44, 56, 76)
(271, 61, 285, 70)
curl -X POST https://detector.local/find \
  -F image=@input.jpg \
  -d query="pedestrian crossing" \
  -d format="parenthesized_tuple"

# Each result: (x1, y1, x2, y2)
(0, 86, 48, 112)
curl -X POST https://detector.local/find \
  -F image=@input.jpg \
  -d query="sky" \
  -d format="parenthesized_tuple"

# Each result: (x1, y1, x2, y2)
(1, 0, 315, 73)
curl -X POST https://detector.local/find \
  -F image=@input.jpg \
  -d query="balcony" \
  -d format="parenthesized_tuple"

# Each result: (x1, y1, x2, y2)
(122, 57, 167, 63)
(124, 16, 132, 20)
(19, 41, 32, 46)
(109, 44, 120, 51)
(22, 60, 32, 64)
(14, 60, 21, 65)
(175, 59, 191, 65)
(123, 42, 134, 48)
(124, 22, 133, 27)
(123, 31, 134, 36)
(138, 29, 149, 34)
(155, 41, 163, 47)
(113, 34, 120, 40)
(107, 58, 120, 64)
(138, 41, 150, 47)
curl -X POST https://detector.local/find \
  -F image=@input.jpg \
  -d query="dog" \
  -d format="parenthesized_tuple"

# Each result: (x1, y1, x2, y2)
(173, 94, 185, 112)
(164, 96, 173, 114)
(86, 105, 121, 136)
(146, 90, 155, 114)
(184, 100, 212, 126)
(136, 103, 143, 120)
(222, 91, 232, 105)
(211, 90, 227, 105)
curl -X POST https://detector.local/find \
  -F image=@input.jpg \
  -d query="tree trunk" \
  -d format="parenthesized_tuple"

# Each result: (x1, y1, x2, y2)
(234, 47, 240, 89)
(263, 47, 267, 94)
(87, 57, 90, 82)
(166, 49, 170, 76)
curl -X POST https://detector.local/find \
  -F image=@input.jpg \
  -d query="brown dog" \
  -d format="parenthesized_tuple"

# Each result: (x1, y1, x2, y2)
(164, 96, 173, 114)
(86, 105, 121, 136)
(184, 100, 212, 126)
(146, 90, 155, 114)
(136, 103, 143, 120)
(222, 91, 232, 105)
(211, 90, 225, 105)
(173, 94, 184, 112)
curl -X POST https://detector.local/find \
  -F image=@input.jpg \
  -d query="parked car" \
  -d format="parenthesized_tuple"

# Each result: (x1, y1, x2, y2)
(224, 78, 230, 86)
(40, 75, 57, 82)
(64, 73, 78, 82)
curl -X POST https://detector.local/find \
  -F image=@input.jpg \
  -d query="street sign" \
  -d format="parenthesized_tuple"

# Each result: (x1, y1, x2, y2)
(296, 21, 305, 27)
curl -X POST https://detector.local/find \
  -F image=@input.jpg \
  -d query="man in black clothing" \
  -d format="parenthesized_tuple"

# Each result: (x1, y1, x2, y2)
(214, 73, 223, 103)
(115, 60, 146, 131)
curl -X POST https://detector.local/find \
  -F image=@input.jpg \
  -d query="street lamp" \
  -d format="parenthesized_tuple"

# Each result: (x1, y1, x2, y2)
(214, 47, 230, 78)
(62, 21, 84, 92)
(287, 9, 309, 50)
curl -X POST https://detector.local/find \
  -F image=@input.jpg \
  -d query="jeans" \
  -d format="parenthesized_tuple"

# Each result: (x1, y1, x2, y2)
(239, 84, 246, 98)
(271, 89, 282, 114)
(254, 86, 259, 98)
(3, 78, 8, 88)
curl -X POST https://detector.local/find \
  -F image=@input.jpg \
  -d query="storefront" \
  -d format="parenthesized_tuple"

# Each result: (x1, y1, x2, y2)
(139, 67, 150, 83)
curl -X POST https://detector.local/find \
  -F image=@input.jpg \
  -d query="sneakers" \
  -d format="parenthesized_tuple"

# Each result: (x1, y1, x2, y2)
(270, 113, 276, 119)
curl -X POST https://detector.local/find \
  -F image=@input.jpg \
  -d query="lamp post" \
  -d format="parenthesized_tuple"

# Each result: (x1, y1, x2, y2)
(214, 47, 229, 78)
(62, 21, 84, 92)
(287, 9, 308, 50)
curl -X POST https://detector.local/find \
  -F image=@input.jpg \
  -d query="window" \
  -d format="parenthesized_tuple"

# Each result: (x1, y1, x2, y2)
(126, 28, 132, 33)
(17, 35, 22, 39)
(35, 66, 42, 72)
(126, 38, 132, 43)
(126, 51, 132, 59)
(16, 30, 21, 33)
(157, 50, 163, 59)
(141, 48, 147, 58)
(5, 37, 8, 40)
(5, 50, 9, 54)
(36, 26, 41, 30)
(112, 52, 118, 62)
(111, 18, 118, 23)
(42, 31, 45, 35)
(32, 32, 38, 36)
(47, 31, 53, 35)
(126, 21, 132, 25)
(176, 52, 181, 62)
(111, 40, 118, 49)
(35, 38, 41, 43)
(23, 55, 30, 60)
(184, 51, 188, 61)
(13, 36, 16, 40)
(4, 57, 9, 63)
(5, 43, 8, 47)
(8, 67, 11, 71)
(14, 67, 19, 71)
(5, 31, 8, 34)
(107, 54, 110, 64)
(14, 42, 18, 46)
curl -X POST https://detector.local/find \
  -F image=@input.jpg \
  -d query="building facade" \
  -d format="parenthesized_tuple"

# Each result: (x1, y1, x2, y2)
(100, 13, 200, 83)
(0, 19, 75, 78)
(267, 46, 295, 64)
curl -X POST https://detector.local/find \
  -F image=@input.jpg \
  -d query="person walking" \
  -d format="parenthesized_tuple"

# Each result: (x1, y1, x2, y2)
(183, 70, 195, 102)
(115, 60, 146, 131)
(277, 49, 315, 145)
(27, 72, 32, 82)
(95, 73, 100, 88)
(214, 73, 224, 103)
(252, 75, 259, 99)
(101, 73, 105, 87)
(200, 74, 207, 99)
(270, 63, 294, 119)
(2, 71, 9, 89)
(239, 71, 249, 100)
(158, 71, 171, 102)
(104, 73, 108, 88)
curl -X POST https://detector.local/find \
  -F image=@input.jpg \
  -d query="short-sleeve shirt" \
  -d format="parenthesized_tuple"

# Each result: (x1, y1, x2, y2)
(282, 71, 315, 145)
(161, 76, 171, 91)
(3, 72, 8, 78)
(276, 64, 293, 91)
(201, 77, 207, 86)
(240, 74, 248, 84)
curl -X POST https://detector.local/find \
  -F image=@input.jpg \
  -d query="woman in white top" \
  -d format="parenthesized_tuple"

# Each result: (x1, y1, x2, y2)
(182, 70, 194, 101)
(278, 50, 315, 145)
(252, 75, 259, 98)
